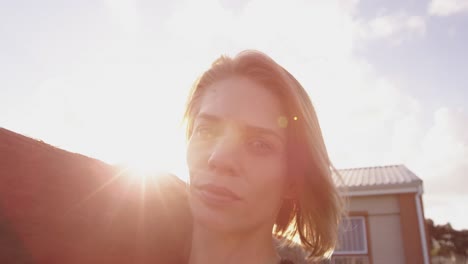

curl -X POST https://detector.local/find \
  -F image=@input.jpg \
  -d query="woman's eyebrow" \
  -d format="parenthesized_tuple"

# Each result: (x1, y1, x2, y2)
(195, 112, 285, 143)
(194, 113, 223, 124)
(243, 125, 285, 144)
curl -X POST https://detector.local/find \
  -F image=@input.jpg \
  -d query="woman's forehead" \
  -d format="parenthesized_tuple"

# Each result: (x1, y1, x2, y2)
(196, 77, 287, 132)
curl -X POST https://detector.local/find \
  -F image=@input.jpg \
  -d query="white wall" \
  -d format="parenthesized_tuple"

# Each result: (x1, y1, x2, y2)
(349, 195, 406, 264)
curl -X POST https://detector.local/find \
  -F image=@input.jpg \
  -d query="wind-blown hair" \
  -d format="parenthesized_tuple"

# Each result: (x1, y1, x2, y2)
(183, 50, 345, 260)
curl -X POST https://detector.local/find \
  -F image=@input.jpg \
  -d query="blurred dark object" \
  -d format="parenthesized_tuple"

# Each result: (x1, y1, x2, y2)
(0, 128, 191, 264)
(426, 218, 468, 263)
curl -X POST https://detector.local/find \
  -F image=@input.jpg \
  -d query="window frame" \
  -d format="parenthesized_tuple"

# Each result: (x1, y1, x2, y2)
(334, 215, 368, 255)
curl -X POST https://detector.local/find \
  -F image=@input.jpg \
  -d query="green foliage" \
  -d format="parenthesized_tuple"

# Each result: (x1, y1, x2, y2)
(426, 219, 468, 258)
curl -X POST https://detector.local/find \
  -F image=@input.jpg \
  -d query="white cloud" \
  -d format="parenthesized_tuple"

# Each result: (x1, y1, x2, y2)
(388, 107, 468, 229)
(291, 51, 423, 169)
(407, 16, 427, 34)
(103, 0, 141, 35)
(387, 107, 468, 194)
(429, 0, 468, 16)
(415, 108, 468, 193)
(356, 12, 426, 45)
(314, 64, 468, 228)
(163, 0, 357, 64)
(424, 194, 468, 229)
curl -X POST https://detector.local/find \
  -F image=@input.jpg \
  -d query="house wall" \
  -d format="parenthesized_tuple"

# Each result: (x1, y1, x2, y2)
(348, 193, 429, 264)
(349, 195, 406, 264)
(399, 193, 428, 264)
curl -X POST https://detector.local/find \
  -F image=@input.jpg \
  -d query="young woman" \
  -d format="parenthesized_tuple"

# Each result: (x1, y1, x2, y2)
(183, 50, 344, 264)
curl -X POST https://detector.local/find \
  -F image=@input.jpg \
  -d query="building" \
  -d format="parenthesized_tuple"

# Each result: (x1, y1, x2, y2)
(332, 165, 431, 264)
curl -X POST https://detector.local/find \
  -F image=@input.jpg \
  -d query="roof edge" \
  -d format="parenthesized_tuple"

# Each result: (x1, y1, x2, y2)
(341, 183, 423, 197)
(337, 163, 406, 171)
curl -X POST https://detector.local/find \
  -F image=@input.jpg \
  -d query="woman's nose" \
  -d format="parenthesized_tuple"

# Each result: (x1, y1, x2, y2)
(207, 133, 240, 177)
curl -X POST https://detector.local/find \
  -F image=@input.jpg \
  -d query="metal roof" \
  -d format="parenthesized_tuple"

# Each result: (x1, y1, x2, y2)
(333, 164, 423, 196)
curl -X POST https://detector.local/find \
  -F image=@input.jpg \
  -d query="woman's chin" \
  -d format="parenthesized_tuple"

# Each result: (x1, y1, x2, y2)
(189, 193, 240, 231)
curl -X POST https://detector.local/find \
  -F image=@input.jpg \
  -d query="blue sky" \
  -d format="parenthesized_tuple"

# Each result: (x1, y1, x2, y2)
(359, 5, 468, 112)
(1, 0, 467, 229)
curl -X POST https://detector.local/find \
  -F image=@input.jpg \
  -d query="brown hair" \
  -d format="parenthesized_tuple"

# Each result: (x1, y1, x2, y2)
(183, 50, 345, 260)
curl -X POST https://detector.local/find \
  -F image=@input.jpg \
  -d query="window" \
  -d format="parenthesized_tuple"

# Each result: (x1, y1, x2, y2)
(335, 216, 368, 254)
(332, 216, 370, 264)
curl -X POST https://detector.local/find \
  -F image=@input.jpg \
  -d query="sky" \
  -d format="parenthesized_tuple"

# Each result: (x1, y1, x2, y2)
(1, 0, 467, 230)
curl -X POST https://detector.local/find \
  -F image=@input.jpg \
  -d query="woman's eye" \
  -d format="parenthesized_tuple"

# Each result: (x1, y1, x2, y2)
(248, 139, 273, 154)
(194, 126, 215, 139)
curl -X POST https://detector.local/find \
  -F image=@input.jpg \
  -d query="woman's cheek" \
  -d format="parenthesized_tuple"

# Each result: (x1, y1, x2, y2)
(186, 141, 205, 181)
(249, 156, 287, 190)
(187, 138, 207, 163)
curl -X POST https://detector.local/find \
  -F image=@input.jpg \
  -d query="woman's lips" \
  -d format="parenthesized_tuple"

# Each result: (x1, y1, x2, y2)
(194, 183, 241, 205)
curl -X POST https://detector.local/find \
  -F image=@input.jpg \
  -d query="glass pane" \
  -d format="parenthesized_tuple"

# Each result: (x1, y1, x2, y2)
(335, 217, 367, 253)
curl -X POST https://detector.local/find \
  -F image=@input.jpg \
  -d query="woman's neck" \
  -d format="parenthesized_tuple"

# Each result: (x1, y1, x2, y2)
(188, 222, 280, 264)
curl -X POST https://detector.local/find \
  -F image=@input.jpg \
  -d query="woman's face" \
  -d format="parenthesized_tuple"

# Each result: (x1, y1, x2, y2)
(187, 76, 289, 233)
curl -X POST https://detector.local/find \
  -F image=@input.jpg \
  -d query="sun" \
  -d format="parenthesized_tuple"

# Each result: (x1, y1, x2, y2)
(121, 156, 162, 179)
(107, 127, 189, 182)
